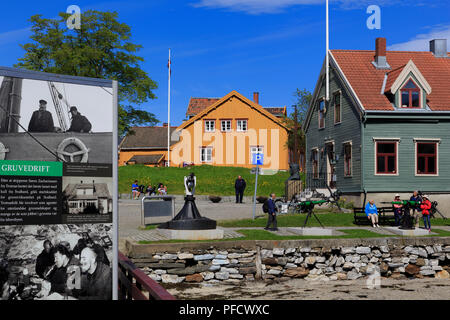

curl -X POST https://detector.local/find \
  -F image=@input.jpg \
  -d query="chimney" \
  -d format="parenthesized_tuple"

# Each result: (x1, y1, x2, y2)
(253, 92, 259, 105)
(162, 123, 168, 127)
(430, 39, 448, 58)
(372, 37, 390, 69)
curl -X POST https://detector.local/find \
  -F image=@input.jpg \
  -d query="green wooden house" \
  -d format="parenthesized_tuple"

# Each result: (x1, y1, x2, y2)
(303, 37, 450, 216)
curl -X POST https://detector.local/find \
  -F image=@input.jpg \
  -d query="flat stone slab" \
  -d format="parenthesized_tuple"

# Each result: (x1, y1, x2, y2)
(286, 227, 336, 236)
(384, 227, 433, 237)
(157, 228, 224, 240)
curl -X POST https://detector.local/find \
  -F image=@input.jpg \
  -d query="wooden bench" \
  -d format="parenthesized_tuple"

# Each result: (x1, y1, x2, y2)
(353, 206, 396, 226)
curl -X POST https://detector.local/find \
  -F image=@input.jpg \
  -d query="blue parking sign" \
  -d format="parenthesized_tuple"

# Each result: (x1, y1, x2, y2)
(252, 153, 264, 165)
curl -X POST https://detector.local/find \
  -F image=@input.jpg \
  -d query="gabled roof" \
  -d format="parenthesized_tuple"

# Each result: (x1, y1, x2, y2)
(64, 183, 111, 199)
(331, 50, 450, 111)
(127, 154, 164, 164)
(178, 90, 289, 130)
(119, 126, 178, 149)
(387, 59, 431, 94)
(186, 97, 286, 118)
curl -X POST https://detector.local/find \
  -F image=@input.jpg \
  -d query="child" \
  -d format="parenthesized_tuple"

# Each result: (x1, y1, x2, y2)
(420, 195, 432, 231)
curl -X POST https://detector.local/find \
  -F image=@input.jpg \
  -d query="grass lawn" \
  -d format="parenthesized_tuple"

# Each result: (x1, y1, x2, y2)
(137, 228, 450, 244)
(217, 212, 450, 228)
(119, 164, 291, 196)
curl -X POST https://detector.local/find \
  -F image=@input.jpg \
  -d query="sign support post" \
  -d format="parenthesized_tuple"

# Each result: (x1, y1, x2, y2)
(251, 153, 263, 220)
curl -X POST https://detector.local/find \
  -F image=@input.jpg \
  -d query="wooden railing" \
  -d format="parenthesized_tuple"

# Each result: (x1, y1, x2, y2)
(118, 251, 176, 300)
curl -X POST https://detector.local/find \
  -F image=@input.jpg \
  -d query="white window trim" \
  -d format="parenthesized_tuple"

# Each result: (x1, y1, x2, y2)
(343, 141, 352, 178)
(414, 139, 439, 177)
(333, 90, 342, 125)
(236, 119, 248, 132)
(374, 140, 399, 176)
(204, 120, 215, 132)
(200, 147, 213, 163)
(311, 147, 319, 177)
(220, 119, 232, 132)
(318, 98, 325, 130)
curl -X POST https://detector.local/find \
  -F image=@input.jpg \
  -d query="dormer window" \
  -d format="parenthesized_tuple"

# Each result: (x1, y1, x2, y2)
(400, 79, 420, 108)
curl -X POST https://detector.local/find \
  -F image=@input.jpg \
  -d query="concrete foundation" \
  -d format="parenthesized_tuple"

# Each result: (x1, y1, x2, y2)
(384, 227, 432, 236)
(286, 227, 336, 236)
(157, 228, 224, 240)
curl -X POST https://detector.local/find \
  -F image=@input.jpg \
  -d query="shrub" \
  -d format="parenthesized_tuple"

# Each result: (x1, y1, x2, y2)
(256, 196, 268, 203)
(209, 195, 222, 203)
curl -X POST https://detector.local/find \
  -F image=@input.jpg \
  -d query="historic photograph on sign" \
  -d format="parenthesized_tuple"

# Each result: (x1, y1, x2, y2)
(0, 75, 113, 163)
(61, 176, 113, 224)
(0, 223, 113, 300)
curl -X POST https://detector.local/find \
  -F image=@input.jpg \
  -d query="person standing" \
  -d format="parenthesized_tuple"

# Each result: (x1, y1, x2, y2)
(28, 100, 55, 132)
(410, 190, 422, 228)
(365, 200, 379, 228)
(234, 175, 246, 203)
(393, 194, 403, 226)
(68, 106, 92, 133)
(264, 193, 278, 231)
(420, 195, 432, 231)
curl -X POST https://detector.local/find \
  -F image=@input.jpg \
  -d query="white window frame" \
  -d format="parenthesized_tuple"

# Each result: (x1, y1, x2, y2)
(333, 90, 342, 125)
(204, 120, 215, 132)
(236, 119, 248, 132)
(343, 141, 352, 177)
(200, 147, 213, 163)
(414, 138, 440, 177)
(373, 138, 400, 176)
(311, 147, 319, 178)
(318, 98, 325, 130)
(220, 119, 232, 132)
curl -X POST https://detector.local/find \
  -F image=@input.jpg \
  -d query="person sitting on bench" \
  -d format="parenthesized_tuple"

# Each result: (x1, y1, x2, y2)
(365, 200, 379, 228)
(393, 194, 403, 226)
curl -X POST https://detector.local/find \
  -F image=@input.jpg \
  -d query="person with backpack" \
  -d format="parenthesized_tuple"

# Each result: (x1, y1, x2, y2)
(264, 193, 278, 231)
(420, 195, 432, 231)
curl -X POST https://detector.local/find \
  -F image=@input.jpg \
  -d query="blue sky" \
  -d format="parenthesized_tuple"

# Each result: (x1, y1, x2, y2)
(0, 0, 449, 126)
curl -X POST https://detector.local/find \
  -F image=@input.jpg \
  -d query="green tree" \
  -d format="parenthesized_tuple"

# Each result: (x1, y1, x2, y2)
(15, 10, 158, 136)
(282, 88, 312, 165)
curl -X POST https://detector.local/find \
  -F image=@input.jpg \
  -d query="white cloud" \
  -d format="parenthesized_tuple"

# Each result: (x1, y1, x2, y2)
(388, 25, 450, 51)
(191, 0, 420, 14)
(191, 0, 322, 14)
(0, 27, 30, 46)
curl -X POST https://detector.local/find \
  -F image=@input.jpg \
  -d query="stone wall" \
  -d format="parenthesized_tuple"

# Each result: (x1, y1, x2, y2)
(127, 239, 450, 284)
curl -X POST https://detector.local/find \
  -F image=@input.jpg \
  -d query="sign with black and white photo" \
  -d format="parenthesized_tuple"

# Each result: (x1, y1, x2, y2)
(0, 67, 117, 301)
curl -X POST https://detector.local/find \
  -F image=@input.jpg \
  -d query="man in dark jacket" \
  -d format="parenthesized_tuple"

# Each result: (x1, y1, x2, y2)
(68, 106, 92, 133)
(75, 247, 112, 300)
(264, 193, 278, 231)
(28, 100, 55, 132)
(35, 240, 55, 279)
(234, 175, 246, 203)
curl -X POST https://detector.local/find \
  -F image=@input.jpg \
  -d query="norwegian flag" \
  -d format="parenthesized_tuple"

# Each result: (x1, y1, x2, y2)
(167, 54, 171, 77)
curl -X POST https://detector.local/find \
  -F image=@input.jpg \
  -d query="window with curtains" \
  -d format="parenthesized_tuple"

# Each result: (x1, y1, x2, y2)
(312, 149, 319, 178)
(200, 147, 212, 162)
(318, 99, 325, 129)
(334, 92, 341, 124)
(204, 120, 215, 132)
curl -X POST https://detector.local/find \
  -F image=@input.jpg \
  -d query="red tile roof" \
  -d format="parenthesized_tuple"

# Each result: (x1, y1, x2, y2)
(331, 50, 450, 111)
(186, 97, 286, 117)
(186, 98, 220, 117)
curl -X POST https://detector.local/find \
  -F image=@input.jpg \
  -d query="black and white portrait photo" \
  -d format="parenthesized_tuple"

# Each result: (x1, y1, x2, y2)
(0, 73, 113, 163)
(0, 223, 113, 300)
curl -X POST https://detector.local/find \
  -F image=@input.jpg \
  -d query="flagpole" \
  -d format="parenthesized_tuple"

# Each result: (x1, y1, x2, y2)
(167, 48, 171, 167)
(326, 0, 329, 101)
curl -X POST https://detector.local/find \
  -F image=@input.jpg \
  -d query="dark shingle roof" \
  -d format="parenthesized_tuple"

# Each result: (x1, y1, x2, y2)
(120, 126, 178, 149)
(127, 154, 164, 164)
